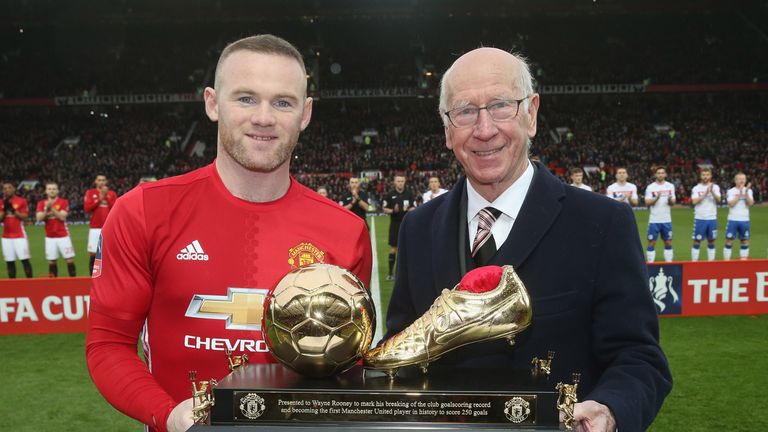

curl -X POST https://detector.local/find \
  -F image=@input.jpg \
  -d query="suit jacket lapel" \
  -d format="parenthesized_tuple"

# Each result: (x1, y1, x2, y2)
(497, 161, 565, 269)
(430, 177, 466, 296)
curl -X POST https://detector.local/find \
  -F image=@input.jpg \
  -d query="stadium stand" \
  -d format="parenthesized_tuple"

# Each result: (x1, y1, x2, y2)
(1, 0, 766, 216)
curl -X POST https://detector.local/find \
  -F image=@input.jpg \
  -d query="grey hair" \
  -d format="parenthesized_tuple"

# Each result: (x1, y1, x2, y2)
(438, 51, 535, 128)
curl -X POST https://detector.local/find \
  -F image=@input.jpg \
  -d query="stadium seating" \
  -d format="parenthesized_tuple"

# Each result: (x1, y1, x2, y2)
(1, 2, 766, 214)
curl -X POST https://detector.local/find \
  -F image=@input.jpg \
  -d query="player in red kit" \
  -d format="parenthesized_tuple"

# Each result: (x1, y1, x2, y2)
(86, 35, 372, 432)
(35, 182, 76, 277)
(2, 182, 33, 278)
(84, 174, 117, 274)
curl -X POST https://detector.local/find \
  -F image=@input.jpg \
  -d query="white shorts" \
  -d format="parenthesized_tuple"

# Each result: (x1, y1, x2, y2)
(87, 228, 102, 253)
(46, 236, 76, 260)
(2, 237, 31, 261)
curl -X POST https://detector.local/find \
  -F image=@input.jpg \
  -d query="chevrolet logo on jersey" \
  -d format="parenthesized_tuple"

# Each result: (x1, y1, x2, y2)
(185, 288, 269, 330)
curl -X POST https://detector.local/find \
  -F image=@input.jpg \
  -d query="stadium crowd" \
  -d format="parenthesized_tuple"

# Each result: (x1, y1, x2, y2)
(3, 93, 764, 220)
(536, 93, 767, 204)
(170, 93, 765, 208)
(1, 108, 185, 219)
(1, 3, 766, 229)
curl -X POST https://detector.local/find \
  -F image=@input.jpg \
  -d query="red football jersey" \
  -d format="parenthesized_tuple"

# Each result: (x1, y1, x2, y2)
(36, 198, 70, 238)
(84, 188, 117, 228)
(2, 196, 28, 238)
(86, 163, 372, 430)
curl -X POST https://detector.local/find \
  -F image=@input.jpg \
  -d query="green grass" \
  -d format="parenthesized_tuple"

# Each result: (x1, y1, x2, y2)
(371, 217, 396, 315)
(650, 315, 768, 431)
(0, 333, 141, 431)
(0, 207, 765, 430)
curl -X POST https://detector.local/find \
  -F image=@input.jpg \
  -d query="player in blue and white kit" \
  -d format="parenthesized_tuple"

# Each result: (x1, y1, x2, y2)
(606, 167, 638, 206)
(644, 166, 676, 262)
(690, 167, 721, 261)
(723, 172, 754, 260)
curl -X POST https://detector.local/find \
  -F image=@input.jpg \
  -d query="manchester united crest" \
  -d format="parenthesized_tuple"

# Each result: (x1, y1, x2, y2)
(504, 396, 531, 423)
(288, 242, 325, 269)
(239, 393, 266, 420)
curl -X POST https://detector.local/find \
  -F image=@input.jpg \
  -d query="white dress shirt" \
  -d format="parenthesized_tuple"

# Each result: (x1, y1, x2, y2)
(467, 160, 535, 253)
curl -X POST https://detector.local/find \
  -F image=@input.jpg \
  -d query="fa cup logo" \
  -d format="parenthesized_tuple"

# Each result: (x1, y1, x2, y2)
(649, 268, 679, 313)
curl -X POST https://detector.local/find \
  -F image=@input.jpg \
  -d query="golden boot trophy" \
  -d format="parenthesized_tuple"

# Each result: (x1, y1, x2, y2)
(363, 265, 532, 378)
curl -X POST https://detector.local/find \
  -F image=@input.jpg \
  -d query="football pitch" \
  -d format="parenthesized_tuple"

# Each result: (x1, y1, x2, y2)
(0, 207, 766, 430)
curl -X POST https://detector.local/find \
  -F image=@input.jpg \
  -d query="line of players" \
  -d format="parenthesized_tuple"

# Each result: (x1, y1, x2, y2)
(3, 167, 754, 278)
(574, 166, 754, 262)
(1, 175, 116, 278)
(340, 167, 755, 265)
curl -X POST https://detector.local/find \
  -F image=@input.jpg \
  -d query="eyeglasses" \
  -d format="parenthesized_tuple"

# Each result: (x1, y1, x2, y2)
(444, 96, 530, 128)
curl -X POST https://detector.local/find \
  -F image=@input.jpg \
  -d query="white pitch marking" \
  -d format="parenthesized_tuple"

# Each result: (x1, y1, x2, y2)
(369, 216, 384, 346)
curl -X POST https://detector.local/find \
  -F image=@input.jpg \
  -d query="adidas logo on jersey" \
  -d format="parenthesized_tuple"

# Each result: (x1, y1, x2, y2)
(177, 240, 209, 261)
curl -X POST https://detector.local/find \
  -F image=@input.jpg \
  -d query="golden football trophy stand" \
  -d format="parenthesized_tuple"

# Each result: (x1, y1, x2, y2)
(189, 264, 577, 431)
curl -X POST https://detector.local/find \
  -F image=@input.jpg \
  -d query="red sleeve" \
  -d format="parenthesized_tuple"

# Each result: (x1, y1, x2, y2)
(62, 199, 69, 212)
(20, 198, 29, 215)
(36, 200, 44, 212)
(108, 190, 118, 209)
(84, 190, 99, 213)
(351, 222, 373, 289)
(85, 187, 176, 431)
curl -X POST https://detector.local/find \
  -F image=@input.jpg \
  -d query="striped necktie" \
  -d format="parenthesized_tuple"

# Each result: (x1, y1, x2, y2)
(472, 207, 502, 266)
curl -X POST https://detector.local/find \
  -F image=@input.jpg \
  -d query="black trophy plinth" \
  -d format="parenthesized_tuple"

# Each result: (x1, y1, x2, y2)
(205, 363, 560, 430)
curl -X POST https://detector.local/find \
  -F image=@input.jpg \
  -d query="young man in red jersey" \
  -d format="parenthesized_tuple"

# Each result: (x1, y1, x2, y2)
(2, 182, 33, 278)
(84, 174, 116, 274)
(35, 182, 76, 277)
(86, 35, 372, 432)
